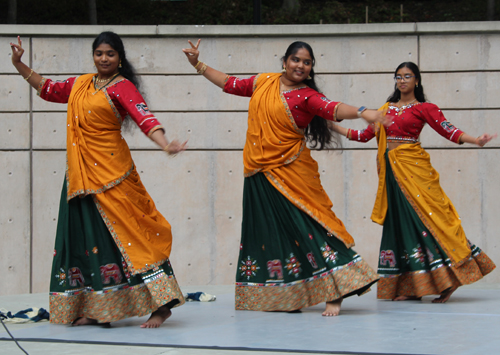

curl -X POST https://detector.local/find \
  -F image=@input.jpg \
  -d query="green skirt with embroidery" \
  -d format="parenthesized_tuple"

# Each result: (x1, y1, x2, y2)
(235, 173, 379, 311)
(49, 178, 183, 324)
(377, 151, 496, 299)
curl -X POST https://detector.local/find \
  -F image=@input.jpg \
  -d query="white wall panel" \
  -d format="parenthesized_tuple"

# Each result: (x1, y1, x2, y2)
(0, 152, 31, 295)
(0, 113, 30, 150)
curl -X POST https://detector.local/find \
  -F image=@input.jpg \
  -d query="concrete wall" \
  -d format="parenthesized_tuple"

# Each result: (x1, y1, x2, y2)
(1, 22, 499, 295)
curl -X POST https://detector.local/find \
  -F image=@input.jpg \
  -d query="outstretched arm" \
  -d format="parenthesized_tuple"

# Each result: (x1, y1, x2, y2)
(182, 39, 227, 89)
(328, 121, 349, 137)
(150, 129, 187, 156)
(459, 132, 497, 147)
(10, 36, 43, 90)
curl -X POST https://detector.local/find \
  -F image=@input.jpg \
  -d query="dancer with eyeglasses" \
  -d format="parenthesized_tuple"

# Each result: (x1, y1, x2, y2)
(330, 62, 496, 303)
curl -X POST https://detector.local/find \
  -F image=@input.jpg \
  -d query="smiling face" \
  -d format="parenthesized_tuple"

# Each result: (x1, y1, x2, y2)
(282, 47, 313, 85)
(395, 66, 419, 95)
(93, 42, 120, 78)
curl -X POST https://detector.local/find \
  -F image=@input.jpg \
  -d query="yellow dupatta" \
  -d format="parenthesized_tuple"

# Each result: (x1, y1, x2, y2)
(371, 103, 470, 266)
(66, 74, 133, 201)
(243, 73, 355, 247)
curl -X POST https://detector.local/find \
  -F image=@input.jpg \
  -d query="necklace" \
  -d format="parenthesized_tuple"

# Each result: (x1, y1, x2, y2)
(397, 98, 417, 115)
(279, 77, 306, 92)
(93, 73, 120, 95)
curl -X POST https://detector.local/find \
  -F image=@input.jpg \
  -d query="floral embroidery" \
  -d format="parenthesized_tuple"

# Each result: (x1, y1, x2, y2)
(55, 268, 67, 286)
(321, 243, 338, 265)
(240, 256, 260, 280)
(285, 253, 302, 278)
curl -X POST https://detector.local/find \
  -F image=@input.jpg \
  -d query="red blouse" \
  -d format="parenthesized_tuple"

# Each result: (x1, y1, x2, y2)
(37, 77, 163, 136)
(347, 102, 464, 144)
(223, 75, 341, 129)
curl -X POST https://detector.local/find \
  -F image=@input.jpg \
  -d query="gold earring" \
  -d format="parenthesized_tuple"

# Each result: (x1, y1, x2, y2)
(307, 75, 312, 80)
(281, 66, 286, 73)
(119, 61, 122, 68)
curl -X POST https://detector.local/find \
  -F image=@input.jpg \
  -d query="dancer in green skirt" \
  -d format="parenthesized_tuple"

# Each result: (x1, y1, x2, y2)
(10, 32, 187, 327)
(331, 62, 496, 302)
(183, 40, 389, 316)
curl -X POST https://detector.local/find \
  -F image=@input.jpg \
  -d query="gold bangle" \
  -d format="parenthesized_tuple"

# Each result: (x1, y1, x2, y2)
(163, 143, 177, 156)
(194, 61, 202, 70)
(24, 69, 34, 81)
(197, 63, 208, 75)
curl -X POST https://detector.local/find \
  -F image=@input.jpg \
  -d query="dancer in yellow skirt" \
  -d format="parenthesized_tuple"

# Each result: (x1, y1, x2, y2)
(10, 32, 186, 327)
(331, 62, 496, 303)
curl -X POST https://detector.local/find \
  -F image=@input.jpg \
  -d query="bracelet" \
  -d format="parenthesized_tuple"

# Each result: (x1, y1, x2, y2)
(194, 61, 202, 70)
(357, 106, 367, 118)
(24, 69, 34, 81)
(163, 143, 177, 156)
(197, 62, 208, 75)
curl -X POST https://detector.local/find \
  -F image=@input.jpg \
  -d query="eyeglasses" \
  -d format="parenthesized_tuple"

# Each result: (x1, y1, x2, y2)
(394, 75, 415, 82)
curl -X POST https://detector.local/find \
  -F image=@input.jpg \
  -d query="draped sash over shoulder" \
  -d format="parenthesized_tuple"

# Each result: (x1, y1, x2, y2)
(66, 74, 133, 201)
(243, 73, 355, 247)
(371, 103, 471, 266)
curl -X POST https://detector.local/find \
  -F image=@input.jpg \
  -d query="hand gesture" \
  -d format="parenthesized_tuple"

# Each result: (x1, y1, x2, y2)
(10, 36, 25, 64)
(362, 109, 393, 127)
(182, 39, 201, 67)
(164, 139, 188, 156)
(475, 133, 497, 147)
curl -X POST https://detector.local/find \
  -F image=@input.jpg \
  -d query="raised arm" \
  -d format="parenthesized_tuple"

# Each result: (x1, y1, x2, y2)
(10, 36, 43, 90)
(182, 39, 228, 89)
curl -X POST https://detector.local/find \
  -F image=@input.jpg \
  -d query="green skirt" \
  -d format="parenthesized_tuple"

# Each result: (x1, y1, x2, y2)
(377, 151, 496, 299)
(235, 173, 379, 311)
(49, 178, 183, 324)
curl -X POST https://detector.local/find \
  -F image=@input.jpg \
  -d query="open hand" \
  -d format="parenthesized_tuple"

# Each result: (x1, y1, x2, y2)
(10, 36, 24, 64)
(476, 133, 497, 147)
(164, 139, 188, 156)
(182, 39, 201, 67)
(362, 109, 393, 127)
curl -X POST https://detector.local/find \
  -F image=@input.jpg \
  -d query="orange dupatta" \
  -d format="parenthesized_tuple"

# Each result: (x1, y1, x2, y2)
(243, 73, 355, 247)
(371, 103, 471, 266)
(66, 74, 133, 201)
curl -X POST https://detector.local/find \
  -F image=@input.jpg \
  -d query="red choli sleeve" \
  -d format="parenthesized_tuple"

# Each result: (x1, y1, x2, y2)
(418, 103, 464, 144)
(347, 124, 376, 142)
(107, 80, 163, 137)
(37, 77, 77, 103)
(223, 76, 257, 97)
(304, 92, 341, 122)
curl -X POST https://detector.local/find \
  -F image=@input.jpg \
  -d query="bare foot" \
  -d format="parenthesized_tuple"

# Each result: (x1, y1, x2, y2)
(72, 317, 98, 326)
(392, 295, 422, 301)
(432, 286, 458, 303)
(322, 298, 343, 317)
(140, 305, 172, 328)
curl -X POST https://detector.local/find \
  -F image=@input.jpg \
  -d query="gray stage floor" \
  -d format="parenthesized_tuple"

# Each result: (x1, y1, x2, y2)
(1, 284, 499, 355)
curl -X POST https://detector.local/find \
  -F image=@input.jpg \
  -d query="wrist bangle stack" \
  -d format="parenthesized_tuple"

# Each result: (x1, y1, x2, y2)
(197, 62, 208, 75)
(24, 69, 34, 81)
(194, 61, 202, 70)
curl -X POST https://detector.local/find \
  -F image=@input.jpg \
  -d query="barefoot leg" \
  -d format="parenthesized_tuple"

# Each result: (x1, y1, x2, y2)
(72, 317, 98, 326)
(392, 295, 422, 301)
(432, 286, 458, 303)
(140, 305, 172, 328)
(322, 298, 343, 317)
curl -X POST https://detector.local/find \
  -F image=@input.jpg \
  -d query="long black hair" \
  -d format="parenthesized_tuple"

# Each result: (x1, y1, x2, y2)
(92, 31, 140, 90)
(387, 62, 426, 103)
(281, 41, 339, 150)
